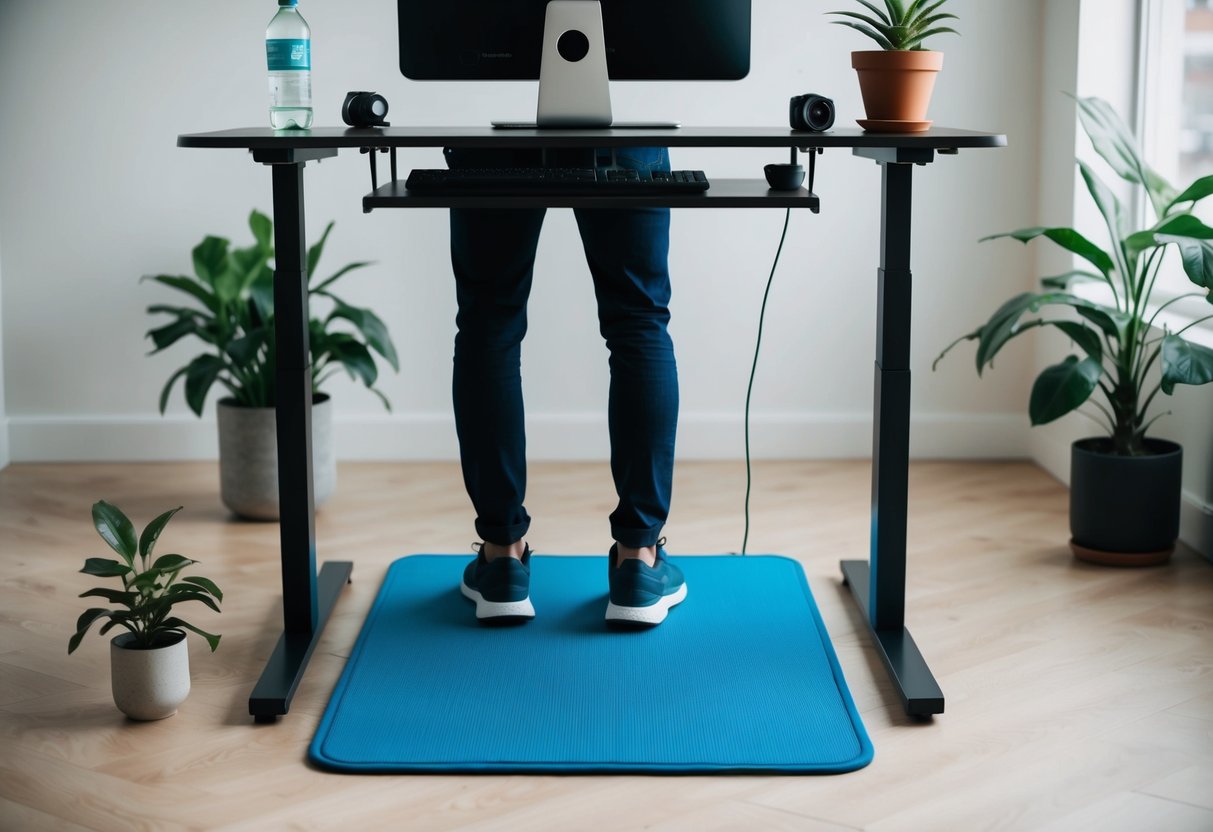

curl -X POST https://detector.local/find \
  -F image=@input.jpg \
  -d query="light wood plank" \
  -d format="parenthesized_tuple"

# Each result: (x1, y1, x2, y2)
(1, 460, 1210, 832)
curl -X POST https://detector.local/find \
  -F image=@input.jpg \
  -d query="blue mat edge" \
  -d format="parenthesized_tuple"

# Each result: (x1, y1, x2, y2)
(308, 554, 875, 775)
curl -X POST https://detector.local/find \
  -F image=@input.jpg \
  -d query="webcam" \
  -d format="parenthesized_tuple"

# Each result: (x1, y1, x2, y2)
(789, 93, 835, 132)
(343, 91, 390, 128)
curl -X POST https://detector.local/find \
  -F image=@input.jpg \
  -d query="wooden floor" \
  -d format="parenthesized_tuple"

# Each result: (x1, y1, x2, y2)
(0, 460, 1210, 832)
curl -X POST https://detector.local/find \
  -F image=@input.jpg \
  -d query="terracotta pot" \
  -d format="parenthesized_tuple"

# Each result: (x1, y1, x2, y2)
(852, 50, 943, 126)
(110, 631, 190, 720)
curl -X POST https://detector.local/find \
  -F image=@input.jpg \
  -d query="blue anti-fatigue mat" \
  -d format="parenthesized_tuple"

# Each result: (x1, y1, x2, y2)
(309, 555, 873, 773)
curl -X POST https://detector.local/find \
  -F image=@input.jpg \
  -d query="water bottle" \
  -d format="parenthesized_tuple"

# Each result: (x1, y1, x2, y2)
(266, 0, 313, 129)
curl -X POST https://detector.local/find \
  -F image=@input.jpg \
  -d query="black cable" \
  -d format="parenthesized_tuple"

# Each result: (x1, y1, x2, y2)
(741, 207, 792, 556)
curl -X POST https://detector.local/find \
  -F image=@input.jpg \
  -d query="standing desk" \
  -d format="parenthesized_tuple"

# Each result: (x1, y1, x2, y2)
(177, 126, 1006, 722)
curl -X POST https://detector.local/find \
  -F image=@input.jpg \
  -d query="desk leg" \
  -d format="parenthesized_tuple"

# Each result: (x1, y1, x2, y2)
(248, 160, 353, 723)
(840, 160, 944, 717)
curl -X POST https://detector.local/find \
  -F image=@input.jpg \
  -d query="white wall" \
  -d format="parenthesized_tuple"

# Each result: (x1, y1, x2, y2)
(0, 238, 8, 471)
(0, 0, 1040, 463)
(1030, 0, 1212, 557)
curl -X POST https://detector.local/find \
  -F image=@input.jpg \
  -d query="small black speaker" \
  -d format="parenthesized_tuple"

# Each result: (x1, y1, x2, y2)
(789, 93, 835, 132)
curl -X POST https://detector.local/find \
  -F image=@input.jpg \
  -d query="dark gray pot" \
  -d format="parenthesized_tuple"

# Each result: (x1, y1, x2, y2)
(216, 394, 334, 520)
(1070, 437, 1182, 563)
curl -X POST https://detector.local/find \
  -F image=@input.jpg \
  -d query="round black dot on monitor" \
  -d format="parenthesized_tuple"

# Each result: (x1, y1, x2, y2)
(557, 29, 590, 62)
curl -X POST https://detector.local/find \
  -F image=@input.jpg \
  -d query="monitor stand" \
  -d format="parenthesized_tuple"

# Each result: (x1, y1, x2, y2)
(491, 0, 679, 130)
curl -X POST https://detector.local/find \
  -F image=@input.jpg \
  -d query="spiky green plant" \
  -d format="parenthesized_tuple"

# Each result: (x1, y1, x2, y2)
(828, 0, 959, 51)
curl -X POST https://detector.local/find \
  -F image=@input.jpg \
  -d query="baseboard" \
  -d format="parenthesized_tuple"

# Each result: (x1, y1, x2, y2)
(1032, 432, 1213, 562)
(7, 411, 1028, 463)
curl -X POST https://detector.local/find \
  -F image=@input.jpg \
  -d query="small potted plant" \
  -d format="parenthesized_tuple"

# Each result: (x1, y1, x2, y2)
(68, 501, 223, 720)
(827, 0, 959, 131)
(936, 96, 1213, 565)
(145, 210, 399, 519)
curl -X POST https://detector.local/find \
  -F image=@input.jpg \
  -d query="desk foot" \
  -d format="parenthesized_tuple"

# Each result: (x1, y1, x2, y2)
(840, 559, 944, 717)
(249, 560, 354, 722)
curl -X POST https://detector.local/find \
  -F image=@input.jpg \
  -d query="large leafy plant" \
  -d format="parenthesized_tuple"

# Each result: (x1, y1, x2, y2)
(828, 0, 958, 50)
(69, 502, 222, 653)
(145, 210, 399, 414)
(936, 96, 1213, 456)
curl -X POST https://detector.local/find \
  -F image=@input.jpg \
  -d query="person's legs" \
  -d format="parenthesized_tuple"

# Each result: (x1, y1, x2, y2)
(573, 147, 679, 561)
(447, 147, 546, 557)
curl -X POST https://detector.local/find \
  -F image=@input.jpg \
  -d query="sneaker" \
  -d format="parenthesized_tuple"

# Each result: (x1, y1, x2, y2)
(605, 539, 687, 627)
(460, 543, 535, 624)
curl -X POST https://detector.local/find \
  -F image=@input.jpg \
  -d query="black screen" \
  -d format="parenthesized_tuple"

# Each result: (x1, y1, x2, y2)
(399, 1, 751, 81)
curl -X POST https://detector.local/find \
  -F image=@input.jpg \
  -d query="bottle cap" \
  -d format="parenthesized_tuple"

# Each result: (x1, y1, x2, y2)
(278, 0, 298, 6)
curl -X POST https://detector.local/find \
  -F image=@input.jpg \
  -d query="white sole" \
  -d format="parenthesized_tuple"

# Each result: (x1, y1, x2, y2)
(460, 581, 535, 620)
(605, 583, 688, 625)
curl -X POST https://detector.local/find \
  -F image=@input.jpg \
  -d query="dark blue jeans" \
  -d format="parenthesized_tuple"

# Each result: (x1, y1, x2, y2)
(446, 146, 678, 549)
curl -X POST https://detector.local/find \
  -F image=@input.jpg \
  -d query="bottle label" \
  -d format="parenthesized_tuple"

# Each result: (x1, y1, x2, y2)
(267, 38, 310, 71)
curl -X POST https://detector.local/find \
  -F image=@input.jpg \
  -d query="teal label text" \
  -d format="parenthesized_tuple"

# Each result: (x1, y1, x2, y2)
(267, 38, 310, 71)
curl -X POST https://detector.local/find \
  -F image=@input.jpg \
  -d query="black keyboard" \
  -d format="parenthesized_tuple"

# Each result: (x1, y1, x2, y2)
(404, 167, 710, 195)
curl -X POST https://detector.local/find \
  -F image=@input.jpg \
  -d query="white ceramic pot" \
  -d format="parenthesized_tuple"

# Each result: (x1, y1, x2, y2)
(216, 393, 335, 520)
(110, 631, 190, 721)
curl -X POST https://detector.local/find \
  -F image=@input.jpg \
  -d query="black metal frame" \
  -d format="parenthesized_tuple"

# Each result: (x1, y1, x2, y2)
(248, 147, 353, 723)
(179, 128, 1004, 722)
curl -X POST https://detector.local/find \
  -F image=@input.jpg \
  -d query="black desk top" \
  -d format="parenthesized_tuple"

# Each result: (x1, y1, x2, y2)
(178, 126, 1006, 151)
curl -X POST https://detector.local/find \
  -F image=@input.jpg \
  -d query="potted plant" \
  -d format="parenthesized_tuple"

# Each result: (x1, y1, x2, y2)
(68, 501, 223, 720)
(827, 0, 958, 131)
(145, 210, 399, 519)
(936, 96, 1213, 565)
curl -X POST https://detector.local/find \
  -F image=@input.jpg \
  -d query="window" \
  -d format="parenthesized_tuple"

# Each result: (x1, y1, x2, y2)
(1137, 0, 1213, 341)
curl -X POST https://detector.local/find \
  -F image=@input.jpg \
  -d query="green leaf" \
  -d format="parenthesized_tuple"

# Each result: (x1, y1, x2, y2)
(151, 553, 196, 572)
(1156, 226, 1213, 291)
(226, 330, 267, 366)
(181, 575, 224, 602)
(160, 591, 222, 613)
(161, 618, 221, 652)
(326, 301, 400, 370)
(1053, 321, 1103, 364)
(852, 0, 892, 25)
(78, 587, 140, 606)
(157, 366, 189, 415)
(1167, 175, 1213, 213)
(984, 227, 1115, 277)
(901, 26, 958, 49)
(311, 261, 373, 294)
(249, 209, 273, 254)
(1040, 270, 1103, 290)
(323, 337, 377, 387)
(973, 292, 1038, 373)
(1161, 334, 1213, 394)
(192, 236, 230, 288)
(828, 20, 895, 50)
(146, 275, 220, 315)
(184, 354, 226, 417)
(1074, 96, 1176, 216)
(80, 557, 131, 578)
(92, 501, 137, 564)
(1127, 213, 1213, 253)
(146, 317, 199, 354)
(1078, 159, 1126, 240)
(307, 221, 335, 277)
(68, 608, 112, 654)
(230, 244, 269, 298)
(1029, 355, 1103, 425)
(138, 507, 182, 561)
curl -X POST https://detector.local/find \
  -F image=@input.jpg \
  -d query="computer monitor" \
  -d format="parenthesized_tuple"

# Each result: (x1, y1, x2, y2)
(398, 0, 752, 128)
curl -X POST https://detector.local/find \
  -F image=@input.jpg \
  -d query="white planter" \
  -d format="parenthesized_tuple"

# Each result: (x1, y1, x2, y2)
(110, 631, 190, 720)
(216, 394, 335, 520)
